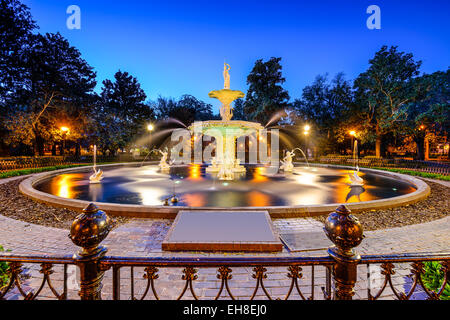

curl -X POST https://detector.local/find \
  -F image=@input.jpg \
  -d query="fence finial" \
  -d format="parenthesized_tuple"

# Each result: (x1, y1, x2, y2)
(69, 203, 112, 300)
(324, 205, 364, 300)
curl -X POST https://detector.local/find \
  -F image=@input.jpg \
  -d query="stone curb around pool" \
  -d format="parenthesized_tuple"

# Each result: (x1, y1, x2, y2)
(18, 163, 431, 219)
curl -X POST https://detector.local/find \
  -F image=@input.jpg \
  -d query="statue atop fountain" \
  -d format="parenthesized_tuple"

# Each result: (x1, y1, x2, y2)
(209, 63, 245, 122)
(223, 63, 231, 89)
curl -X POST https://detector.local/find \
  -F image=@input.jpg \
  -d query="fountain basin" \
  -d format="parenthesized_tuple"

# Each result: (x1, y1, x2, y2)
(208, 89, 245, 106)
(189, 120, 264, 137)
(19, 162, 430, 218)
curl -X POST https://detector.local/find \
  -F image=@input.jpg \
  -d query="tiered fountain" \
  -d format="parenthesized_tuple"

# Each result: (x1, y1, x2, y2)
(188, 63, 264, 180)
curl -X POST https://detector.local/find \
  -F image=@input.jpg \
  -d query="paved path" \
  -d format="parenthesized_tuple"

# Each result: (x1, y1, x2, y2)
(1, 176, 449, 300)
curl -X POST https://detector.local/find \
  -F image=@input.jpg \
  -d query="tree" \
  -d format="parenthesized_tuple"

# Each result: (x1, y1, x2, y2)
(0, 0, 37, 154)
(244, 57, 290, 125)
(178, 94, 214, 122)
(5, 32, 97, 155)
(401, 69, 450, 159)
(353, 46, 423, 157)
(94, 71, 153, 154)
(292, 73, 354, 155)
(0, 0, 37, 102)
(154, 94, 214, 126)
(232, 98, 247, 121)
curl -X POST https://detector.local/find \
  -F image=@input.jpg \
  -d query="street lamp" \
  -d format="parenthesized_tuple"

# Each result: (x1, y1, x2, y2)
(147, 123, 155, 152)
(303, 125, 310, 158)
(349, 130, 357, 156)
(60, 126, 70, 156)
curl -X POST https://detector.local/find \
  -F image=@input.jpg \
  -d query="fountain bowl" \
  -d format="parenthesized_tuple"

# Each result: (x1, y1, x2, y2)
(19, 162, 430, 219)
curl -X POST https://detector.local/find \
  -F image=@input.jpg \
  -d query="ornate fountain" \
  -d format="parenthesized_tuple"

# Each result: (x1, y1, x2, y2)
(188, 63, 264, 180)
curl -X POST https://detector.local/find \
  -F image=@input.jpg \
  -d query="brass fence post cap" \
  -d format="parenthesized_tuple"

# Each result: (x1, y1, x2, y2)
(69, 203, 112, 256)
(324, 205, 364, 259)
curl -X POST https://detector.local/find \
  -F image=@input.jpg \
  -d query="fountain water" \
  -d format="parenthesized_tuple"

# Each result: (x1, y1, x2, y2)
(89, 145, 104, 184)
(141, 148, 157, 166)
(348, 140, 364, 186)
(291, 148, 310, 168)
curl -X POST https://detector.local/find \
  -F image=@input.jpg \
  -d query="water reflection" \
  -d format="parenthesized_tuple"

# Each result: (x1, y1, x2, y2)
(187, 164, 203, 181)
(51, 174, 84, 199)
(88, 183, 103, 202)
(345, 186, 366, 202)
(36, 165, 417, 208)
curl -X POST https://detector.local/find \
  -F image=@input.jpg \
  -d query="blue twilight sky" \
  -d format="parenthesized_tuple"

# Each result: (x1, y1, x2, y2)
(22, 0, 450, 112)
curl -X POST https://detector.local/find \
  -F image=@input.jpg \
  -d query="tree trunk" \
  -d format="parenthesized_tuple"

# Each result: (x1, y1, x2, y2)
(35, 136, 45, 156)
(52, 144, 57, 156)
(375, 124, 382, 158)
(375, 137, 382, 158)
(75, 142, 81, 158)
(415, 136, 425, 160)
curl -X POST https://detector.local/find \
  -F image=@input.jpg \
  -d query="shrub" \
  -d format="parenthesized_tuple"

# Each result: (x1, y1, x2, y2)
(0, 164, 91, 179)
(0, 246, 11, 289)
(421, 261, 450, 300)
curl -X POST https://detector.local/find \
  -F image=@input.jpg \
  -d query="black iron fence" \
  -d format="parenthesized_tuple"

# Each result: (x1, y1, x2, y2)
(0, 204, 449, 300)
(297, 156, 450, 175)
(1, 155, 449, 175)
(0, 155, 160, 172)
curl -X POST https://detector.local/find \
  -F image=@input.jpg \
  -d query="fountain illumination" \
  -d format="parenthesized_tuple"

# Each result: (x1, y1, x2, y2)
(188, 63, 264, 180)
(348, 140, 364, 186)
(89, 145, 104, 184)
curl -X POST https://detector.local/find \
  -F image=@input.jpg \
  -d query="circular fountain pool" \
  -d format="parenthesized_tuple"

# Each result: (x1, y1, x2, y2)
(19, 163, 430, 218)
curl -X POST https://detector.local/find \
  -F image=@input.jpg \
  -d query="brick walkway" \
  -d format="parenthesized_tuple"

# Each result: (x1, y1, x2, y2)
(1, 175, 449, 300)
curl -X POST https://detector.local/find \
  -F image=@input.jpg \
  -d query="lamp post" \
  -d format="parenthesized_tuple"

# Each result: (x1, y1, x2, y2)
(60, 126, 70, 156)
(147, 123, 154, 153)
(349, 130, 356, 155)
(304, 125, 310, 159)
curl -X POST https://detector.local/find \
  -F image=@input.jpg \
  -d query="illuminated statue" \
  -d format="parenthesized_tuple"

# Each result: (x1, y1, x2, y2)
(218, 156, 234, 180)
(348, 140, 364, 186)
(348, 171, 364, 186)
(89, 145, 104, 184)
(233, 158, 246, 173)
(280, 150, 295, 172)
(209, 63, 245, 122)
(223, 63, 231, 89)
(206, 156, 220, 173)
(157, 149, 171, 171)
(89, 168, 104, 184)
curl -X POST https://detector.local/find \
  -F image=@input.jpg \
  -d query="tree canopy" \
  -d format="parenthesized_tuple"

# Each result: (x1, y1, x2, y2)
(244, 57, 290, 125)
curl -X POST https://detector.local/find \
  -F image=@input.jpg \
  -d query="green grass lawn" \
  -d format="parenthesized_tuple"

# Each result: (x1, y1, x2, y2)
(371, 167, 450, 181)
(0, 164, 91, 179)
